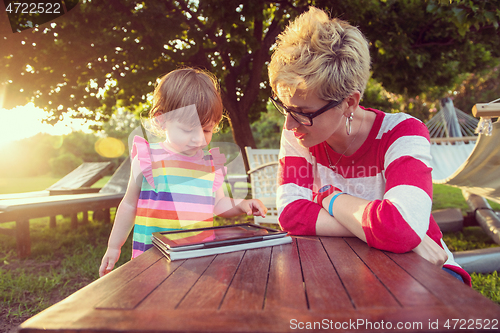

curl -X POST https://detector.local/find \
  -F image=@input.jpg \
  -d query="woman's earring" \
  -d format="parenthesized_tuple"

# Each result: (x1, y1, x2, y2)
(345, 113, 354, 135)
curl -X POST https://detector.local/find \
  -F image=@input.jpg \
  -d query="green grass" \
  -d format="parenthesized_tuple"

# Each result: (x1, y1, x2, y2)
(0, 176, 61, 194)
(471, 271, 500, 304)
(0, 175, 111, 195)
(433, 184, 500, 305)
(442, 226, 499, 252)
(432, 183, 500, 212)
(92, 175, 111, 188)
(0, 212, 132, 330)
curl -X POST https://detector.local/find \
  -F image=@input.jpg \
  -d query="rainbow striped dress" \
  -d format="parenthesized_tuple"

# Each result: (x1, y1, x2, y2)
(131, 136, 226, 258)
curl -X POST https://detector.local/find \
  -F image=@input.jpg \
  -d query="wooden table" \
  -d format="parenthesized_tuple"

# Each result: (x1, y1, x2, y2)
(19, 236, 500, 332)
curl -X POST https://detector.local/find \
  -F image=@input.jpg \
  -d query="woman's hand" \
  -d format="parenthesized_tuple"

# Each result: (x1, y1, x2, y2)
(412, 234, 448, 267)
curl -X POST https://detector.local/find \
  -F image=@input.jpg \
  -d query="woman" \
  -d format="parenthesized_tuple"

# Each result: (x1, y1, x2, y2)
(268, 7, 470, 285)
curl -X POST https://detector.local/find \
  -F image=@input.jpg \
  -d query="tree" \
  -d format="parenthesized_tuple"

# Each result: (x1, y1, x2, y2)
(0, 0, 309, 169)
(1, 0, 499, 167)
(314, 0, 500, 98)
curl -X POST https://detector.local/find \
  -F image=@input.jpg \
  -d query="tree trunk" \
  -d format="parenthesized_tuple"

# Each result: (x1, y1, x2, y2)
(223, 99, 256, 172)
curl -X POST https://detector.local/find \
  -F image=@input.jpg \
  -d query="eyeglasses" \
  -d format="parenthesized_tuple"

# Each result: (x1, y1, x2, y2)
(270, 96, 343, 126)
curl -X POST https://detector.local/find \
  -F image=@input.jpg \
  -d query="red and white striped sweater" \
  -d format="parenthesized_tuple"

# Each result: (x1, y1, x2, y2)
(277, 107, 471, 285)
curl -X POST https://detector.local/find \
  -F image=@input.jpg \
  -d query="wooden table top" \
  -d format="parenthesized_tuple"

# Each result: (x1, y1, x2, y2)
(19, 236, 500, 332)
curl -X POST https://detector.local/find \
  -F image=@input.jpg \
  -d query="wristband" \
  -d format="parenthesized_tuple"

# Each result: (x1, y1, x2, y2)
(328, 192, 344, 216)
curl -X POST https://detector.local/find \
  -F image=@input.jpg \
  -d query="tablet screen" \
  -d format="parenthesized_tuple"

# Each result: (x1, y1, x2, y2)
(154, 224, 285, 249)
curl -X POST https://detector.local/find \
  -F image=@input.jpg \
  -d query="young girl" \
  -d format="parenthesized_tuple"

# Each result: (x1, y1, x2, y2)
(99, 68, 267, 277)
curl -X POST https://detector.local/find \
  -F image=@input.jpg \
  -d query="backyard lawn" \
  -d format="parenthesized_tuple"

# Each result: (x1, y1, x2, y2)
(0, 176, 111, 195)
(0, 178, 499, 333)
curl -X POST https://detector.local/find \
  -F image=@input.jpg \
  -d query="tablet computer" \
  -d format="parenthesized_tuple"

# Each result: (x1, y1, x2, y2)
(152, 223, 288, 252)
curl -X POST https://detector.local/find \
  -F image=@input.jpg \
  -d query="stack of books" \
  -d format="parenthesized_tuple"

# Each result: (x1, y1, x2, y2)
(152, 223, 292, 261)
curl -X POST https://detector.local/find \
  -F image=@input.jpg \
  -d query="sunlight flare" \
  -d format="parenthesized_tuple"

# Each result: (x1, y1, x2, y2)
(95, 137, 125, 158)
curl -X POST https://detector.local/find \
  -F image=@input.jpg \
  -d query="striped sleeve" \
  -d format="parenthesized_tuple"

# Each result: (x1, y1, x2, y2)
(362, 116, 434, 253)
(276, 129, 320, 235)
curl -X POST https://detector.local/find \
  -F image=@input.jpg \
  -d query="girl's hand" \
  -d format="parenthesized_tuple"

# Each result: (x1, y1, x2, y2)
(99, 248, 121, 277)
(412, 234, 448, 267)
(240, 199, 268, 217)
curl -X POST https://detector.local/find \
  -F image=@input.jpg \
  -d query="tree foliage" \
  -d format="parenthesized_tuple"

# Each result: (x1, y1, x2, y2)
(0, 0, 309, 161)
(452, 63, 500, 114)
(314, 0, 500, 97)
(0, 133, 58, 177)
(1, 0, 499, 162)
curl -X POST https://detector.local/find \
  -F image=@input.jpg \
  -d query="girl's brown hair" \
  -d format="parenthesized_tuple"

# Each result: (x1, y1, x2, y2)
(148, 67, 223, 136)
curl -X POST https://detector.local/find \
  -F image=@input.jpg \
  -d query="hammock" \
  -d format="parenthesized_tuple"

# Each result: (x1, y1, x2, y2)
(426, 98, 500, 205)
(427, 98, 478, 182)
(435, 119, 500, 204)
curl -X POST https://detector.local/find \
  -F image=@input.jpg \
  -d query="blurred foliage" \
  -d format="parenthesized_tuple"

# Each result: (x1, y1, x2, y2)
(0, 111, 139, 177)
(0, 131, 100, 177)
(314, 0, 500, 97)
(451, 63, 500, 113)
(0, 133, 58, 177)
(49, 152, 83, 177)
(251, 101, 285, 149)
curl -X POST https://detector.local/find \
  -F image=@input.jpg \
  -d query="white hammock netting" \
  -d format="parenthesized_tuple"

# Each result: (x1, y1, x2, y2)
(426, 98, 500, 205)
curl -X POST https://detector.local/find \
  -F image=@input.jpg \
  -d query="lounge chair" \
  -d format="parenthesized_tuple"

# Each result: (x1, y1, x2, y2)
(0, 162, 113, 200)
(0, 159, 130, 258)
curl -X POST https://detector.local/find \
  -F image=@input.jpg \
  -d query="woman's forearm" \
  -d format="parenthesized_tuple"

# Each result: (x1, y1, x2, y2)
(320, 192, 368, 241)
(315, 208, 356, 237)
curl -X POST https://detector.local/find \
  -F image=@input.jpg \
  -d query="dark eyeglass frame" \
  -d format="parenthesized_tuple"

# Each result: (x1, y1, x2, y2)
(270, 96, 343, 126)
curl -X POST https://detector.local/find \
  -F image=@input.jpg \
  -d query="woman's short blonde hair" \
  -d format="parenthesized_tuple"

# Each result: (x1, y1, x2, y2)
(147, 67, 223, 136)
(268, 7, 371, 101)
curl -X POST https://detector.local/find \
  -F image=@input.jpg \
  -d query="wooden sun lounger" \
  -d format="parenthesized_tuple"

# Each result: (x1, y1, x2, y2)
(0, 162, 113, 200)
(0, 159, 130, 258)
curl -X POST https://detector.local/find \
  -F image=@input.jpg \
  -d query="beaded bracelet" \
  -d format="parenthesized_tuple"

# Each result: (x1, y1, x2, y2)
(328, 192, 344, 216)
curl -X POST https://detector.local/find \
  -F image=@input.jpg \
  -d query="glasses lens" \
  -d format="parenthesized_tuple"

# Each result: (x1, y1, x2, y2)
(271, 98, 287, 115)
(290, 111, 312, 126)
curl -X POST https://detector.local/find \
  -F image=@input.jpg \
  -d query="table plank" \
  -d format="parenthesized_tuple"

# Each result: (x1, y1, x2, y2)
(18, 249, 162, 330)
(345, 237, 443, 308)
(138, 254, 215, 310)
(321, 237, 400, 309)
(264, 238, 308, 311)
(296, 236, 354, 311)
(176, 250, 244, 309)
(220, 246, 272, 311)
(62, 306, 462, 333)
(95, 257, 185, 309)
(386, 250, 500, 320)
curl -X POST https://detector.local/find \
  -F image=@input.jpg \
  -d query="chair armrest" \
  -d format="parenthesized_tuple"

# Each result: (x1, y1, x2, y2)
(247, 161, 279, 175)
